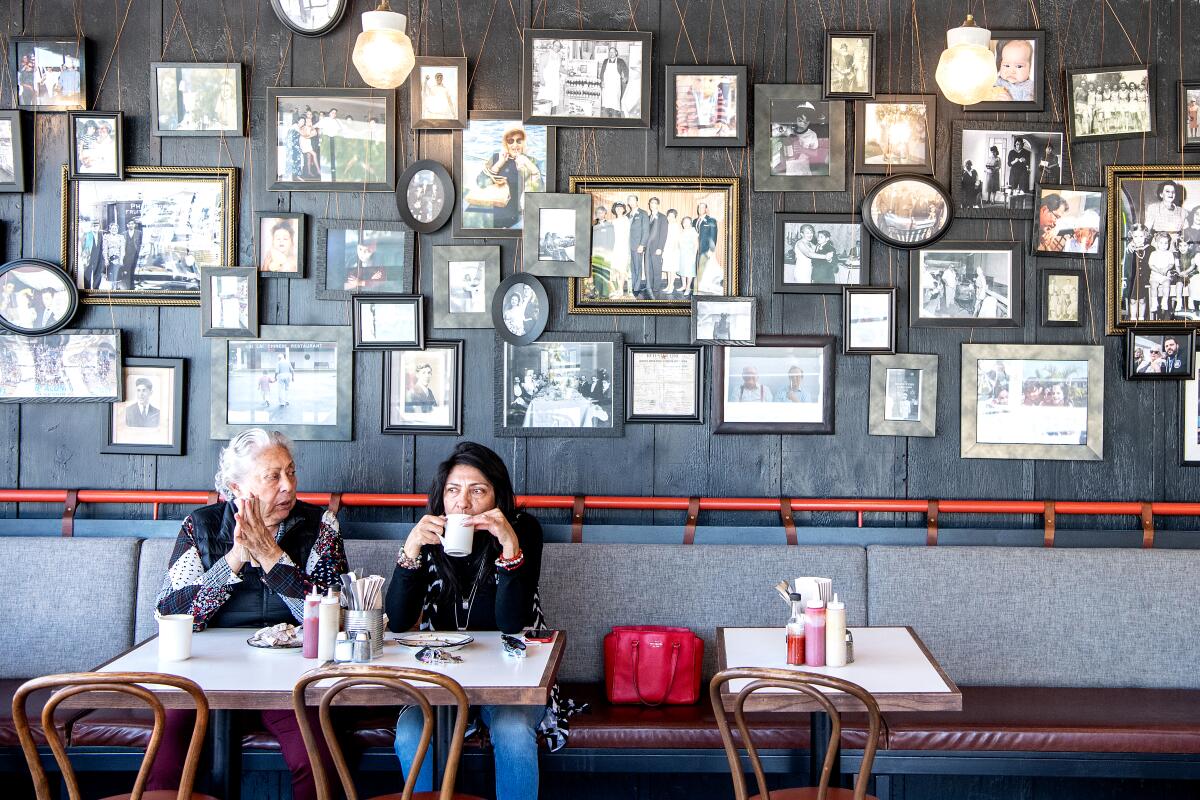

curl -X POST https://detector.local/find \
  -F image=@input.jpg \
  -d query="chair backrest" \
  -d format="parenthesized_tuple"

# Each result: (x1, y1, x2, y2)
(291, 665, 471, 800)
(12, 672, 208, 800)
(709, 667, 881, 800)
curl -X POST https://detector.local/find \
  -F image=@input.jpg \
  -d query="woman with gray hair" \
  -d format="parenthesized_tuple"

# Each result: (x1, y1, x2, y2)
(148, 427, 346, 800)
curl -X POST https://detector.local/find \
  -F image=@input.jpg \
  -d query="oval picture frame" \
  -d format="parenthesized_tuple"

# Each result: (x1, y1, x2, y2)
(0, 259, 79, 336)
(492, 273, 549, 346)
(269, 0, 348, 37)
(396, 159, 456, 235)
(861, 174, 953, 249)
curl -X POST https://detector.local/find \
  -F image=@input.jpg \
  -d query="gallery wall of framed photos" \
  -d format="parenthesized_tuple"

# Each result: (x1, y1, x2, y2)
(1, 0, 1199, 527)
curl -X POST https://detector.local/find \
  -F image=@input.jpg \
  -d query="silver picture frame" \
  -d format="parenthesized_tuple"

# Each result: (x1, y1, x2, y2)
(753, 84, 846, 192)
(868, 353, 938, 437)
(522, 193, 592, 277)
(431, 245, 500, 330)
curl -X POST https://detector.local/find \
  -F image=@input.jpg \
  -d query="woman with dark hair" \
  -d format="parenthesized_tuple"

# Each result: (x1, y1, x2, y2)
(387, 441, 546, 800)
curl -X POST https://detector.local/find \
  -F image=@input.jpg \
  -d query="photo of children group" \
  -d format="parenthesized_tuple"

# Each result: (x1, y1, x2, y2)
(976, 358, 1090, 446)
(1118, 178, 1200, 323)
(1069, 68, 1153, 138)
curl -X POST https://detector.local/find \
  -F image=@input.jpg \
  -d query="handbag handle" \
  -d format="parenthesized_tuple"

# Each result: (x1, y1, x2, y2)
(631, 639, 681, 707)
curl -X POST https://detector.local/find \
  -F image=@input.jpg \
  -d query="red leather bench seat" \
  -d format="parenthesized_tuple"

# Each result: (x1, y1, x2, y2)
(0, 678, 76, 747)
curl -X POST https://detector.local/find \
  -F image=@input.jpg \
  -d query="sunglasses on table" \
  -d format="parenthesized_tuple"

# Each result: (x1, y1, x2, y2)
(501, 634, 528, 658)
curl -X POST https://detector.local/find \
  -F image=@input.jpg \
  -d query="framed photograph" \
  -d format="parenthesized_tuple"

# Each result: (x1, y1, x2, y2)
(1125, 330, 1194, 379)
(1065, 65, 1155, 143)
(951, 121, 1064, 218)
(861, 174, 952, 249)
(0, 329, 120, 403)
(411, 56, 467, 129)
(1180, 361, 1200, 465)
(67, 112, 122, 180)
(102, 357, 185, 456)
(454, 111, 555, 238)
(773, 213, 869, 294)
(854, 94, 936, 175)
(523, 30, 652, 128)
(692, 296, 756, 346)
(431, 245, 500, 329)
(0, 109, 26, 192)
(911, 241, 1023, 328)
(255, 212, 305, 278)
(824, 32, 875, 99)
(714, 336, 834, 434)
(267, 87, 395, 192)
(1105, 164, 1200, 333)
(314, 220, 414, 301)
(497, 332, 623, 437)
(63, 165, 237, 305)
(625, 344, 705, 424)
(1033, 185, 1106, 258)
(664, 65, 747, 147)
(353, 295, 423, 351)
(269, 0, 348, 37)
(383, 341, 463, 435)
(966, 30, 1046, 112)
(1042, 269, 1084, 328)
(522, 193, 592, 277)
(150, 63, 244, 137)
(569, 175, 740, 314)
(1180, 81, 1200, 152)
(210, 325, 353, 441)
(9, 37, 85, 111)
(843, 286, 897, 355)
(962, 343, 1104, 460)
(396, 159, 454, 235)
(0, 259, 78, 336)
(200, 266, 257, 338)
(492, 273, 549, 346)
(869, 353, 938, 437)
(753, 84, 846, 192)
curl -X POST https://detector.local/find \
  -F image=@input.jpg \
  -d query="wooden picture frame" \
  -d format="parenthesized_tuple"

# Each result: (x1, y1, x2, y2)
(624, 344, 705, 424)
(431, 245, 500, 330)
(102, 357, 186, 456)
(410, 56, 467, 129)
(454, 110, 556, 238)
(753, 84, 846, 192)
(965, 30, 1046, 112)
(854, 94, 936, 175)
(382, 340, 464, 435)
(1041, 269, 1084, 328)
(200, 266, 258, 338)
(9, 37, 86, 111)
(67, 111, 122, 180)
(0, 329, 120, 403)
(353, 294, 424, 351)
(824, 31, 875, 99)
(0, 109, 26, 192)
(522, 192, 592, 277)
(910, 240, 1023, 329)
(522, 29, 653, 128)
(149, 62, 244, 137)
(869, 353, 938, 437)
(0, 259, 78, 336)
(713, 335, 835, 434)
(1065, 64, 1155, 143)
(773, 212, 870, 294)
(254, 212, 306, 278)
(664, 65, 748, 147)
(313, 219, 414, 301)
(843, 286, 897, 355)
(396, 159, 455, 235)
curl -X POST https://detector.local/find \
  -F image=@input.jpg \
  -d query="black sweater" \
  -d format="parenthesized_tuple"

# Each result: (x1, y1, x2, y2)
(385, 513, 542, 635)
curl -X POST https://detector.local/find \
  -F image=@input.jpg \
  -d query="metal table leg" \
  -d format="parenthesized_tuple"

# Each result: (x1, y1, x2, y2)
(210, 709, 240, 800)
(809, 711, 840, 789)
(434, 705, 453, 789)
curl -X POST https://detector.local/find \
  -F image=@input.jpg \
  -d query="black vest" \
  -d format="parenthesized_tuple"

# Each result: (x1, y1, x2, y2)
(190, 500, 325, 629)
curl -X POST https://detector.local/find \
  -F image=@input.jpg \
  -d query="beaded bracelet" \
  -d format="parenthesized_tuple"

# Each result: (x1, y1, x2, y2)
(396, 551, 423, 570)
(495, 549, 524, 571)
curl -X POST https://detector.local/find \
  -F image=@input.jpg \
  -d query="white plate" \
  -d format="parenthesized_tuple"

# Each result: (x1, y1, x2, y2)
(392, 632, 474, 650)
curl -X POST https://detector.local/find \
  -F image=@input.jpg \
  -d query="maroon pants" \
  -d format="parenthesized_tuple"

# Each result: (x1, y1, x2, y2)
(146, 708, 338, 800)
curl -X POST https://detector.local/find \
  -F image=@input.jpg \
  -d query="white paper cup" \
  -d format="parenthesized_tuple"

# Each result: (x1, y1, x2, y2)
(156, 613, 194, 661)
(442, 514, 475, 557)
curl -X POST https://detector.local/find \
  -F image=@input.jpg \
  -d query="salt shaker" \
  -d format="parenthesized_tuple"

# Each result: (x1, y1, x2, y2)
(333, 632, 354, 663)
(352, 631, 371, 663)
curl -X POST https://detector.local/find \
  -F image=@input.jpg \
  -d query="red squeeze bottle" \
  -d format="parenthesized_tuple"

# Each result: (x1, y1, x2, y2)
(302, 590, 321, 658)
(786, 592, 806, 666)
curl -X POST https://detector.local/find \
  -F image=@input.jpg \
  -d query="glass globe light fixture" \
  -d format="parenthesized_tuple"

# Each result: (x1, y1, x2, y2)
(934, 14, 999, 106)
(351, 0, 415, 90)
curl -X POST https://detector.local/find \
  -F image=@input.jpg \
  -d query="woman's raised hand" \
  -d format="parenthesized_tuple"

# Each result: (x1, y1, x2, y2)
(402, 514, 447, 560)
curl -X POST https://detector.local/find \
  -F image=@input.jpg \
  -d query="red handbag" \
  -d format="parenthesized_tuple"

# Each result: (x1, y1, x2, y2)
(604, 625, 704, 705)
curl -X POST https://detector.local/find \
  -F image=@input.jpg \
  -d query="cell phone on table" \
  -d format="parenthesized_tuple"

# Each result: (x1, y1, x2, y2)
(524, 629, 555, 643)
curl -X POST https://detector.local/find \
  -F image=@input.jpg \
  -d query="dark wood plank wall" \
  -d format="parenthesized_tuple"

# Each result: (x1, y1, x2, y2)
(2, 0, 1198, 527)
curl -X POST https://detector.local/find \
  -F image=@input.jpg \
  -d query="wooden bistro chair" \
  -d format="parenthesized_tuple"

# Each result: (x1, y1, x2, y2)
(292, 665, 485, 800)
(709, 667, 883, 800)
(12, 671, 218, 800)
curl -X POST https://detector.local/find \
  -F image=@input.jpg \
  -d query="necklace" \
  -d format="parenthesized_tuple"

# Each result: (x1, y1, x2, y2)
(453, 555, 490, 632)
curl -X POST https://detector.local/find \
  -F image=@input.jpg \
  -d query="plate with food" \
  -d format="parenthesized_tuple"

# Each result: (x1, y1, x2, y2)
(392, 632, 474, 650)
(247, 623, 303, 651)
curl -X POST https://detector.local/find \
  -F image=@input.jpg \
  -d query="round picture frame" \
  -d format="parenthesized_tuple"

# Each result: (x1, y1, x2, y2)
(492, 273, 549, 346)
(269, 0, 348, 37)
(0, 259, 79, 336)
(861, 174, 954, 249)
(396, 159, 455, 235)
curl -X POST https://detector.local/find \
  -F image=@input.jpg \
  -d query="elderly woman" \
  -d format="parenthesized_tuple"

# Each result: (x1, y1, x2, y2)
(147, 428, 347, 800)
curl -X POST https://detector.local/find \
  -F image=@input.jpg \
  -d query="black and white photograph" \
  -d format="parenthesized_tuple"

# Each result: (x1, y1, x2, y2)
(492, 273, 549, 346)
(1034, 186, 1106, 258)
(854, 95, 936, 175)
(411, 57, 467, 129)
(200, 266, 257, 339)
(951, 122, 1063, 216)
(256, 212, 305, 278)
(843, 287, 896, 354)
(824, 32, 875, 99)
(397, 159, 454, 234)
(68, 112, 122, 180)
(625, 345, 704, 424)
(102, 357, 185, 455)
(886, 369, 922, 421)
(10, 37, 86, 111)
(665, 65, 747, 147)
(862, 174, 952, 248)
(383, 341, 463, 435)
(1181, 81, 1200, 152)
(523, 30, 652, 128)
(714, 335, 835, 434)
(497, 332, 623, 437)
(314, 220, 413, 301)
(269, 0, 347, 36)
(773, 213, 868, 294)
(522, 193, 591, 277)
(1125, 331, 1195, 379)
(753, 84, 846, 192)
(0, 329, 120, 403)
(0, 109, 25, 192)
(455, 112, 554, 237)
(353, 295, 423, 350)
(268, 87, 395, 192)
(1043, 270, 1083, 327)
(0, 259, 77, 336)
(1066, 65, 1155, 143)
(692, 296, 756, 346)
(150, 63, 244, 137)
(431, 245, 499, 329)
(911, 241, 1022, 328)
(968, 30, 1045, 111)
(869, 353, 938, 437)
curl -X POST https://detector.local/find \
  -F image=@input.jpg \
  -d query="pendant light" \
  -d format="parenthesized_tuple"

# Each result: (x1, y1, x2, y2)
(934, 14, 999, 106)
(351, 0, 416, 90)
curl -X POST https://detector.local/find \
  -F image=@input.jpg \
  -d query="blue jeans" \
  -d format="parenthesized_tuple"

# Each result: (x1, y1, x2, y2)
(394, 703, 546, 800)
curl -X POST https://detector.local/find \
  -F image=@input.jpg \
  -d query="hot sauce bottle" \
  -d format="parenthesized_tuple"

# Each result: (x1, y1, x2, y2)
(786, 592, 806, 665)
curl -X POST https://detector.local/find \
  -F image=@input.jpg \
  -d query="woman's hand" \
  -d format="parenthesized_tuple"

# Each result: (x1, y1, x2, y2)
(402, 514, 446, 561)
(463, 508, 519, 559)
(234, 496, 285, 572)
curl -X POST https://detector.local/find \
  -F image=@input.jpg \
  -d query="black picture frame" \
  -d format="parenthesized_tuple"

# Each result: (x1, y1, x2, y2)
(1180, 361, 1200, 465)
(102, 357, 186, 456)
(1031, 185, 1107, 260)
(9, 37, 86, 111)
(0, 109, 26, 192)
(353, 294, 424, 351)
(624, 344, 705, 424)
(1064, 64, 1156, 143)
(200, 266, 258, 339)
(854, 94, 936, 175)
(522, 29, 653, 128)
(753, 84, 847, 192)
(773, 212, 870, 294)
(910, 240, 1024, 329)
(1042, 269, 1084, 328)
(382, 340, 464, 435)
(410, 56, 468, 129)
(492, 273, 549, 346)
(0, 259, 78, 335)
(431, 245, 500, 330)
(663, 65, 748, 147)
(1125, 330, 1195, 380)
(67, 111, 123, 181)
(691, 296, 757, 346)
(0, 328, 121, 403)
(254, 212, 306, 278)
(313, 219, 414, 301)
(964, 30, 1046, 112)
(950, 120, 1065, 219)
(396, 159, 455, 235)
(269, 0, 348, 37)
(823, 31, 876, 99)
(861, 174, 953, 249)
(149, 62, 244, 137)
(1180, 80, 1200, 152)
(522, 192, 592, 277)
(843, 286, 897, 355)
(713, 335, 835, 434)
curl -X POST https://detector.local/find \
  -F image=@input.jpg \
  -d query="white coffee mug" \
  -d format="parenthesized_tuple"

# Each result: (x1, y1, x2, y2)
(442, 513, 475, 557)
(156, 613, 195, 661)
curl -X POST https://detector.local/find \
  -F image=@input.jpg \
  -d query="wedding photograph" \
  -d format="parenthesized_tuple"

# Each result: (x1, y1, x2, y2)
(268, 87, 394, 191)
(524, 30, 652, 127)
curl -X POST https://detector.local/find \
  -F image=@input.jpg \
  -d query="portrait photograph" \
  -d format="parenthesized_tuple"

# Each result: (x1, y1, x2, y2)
(1042, 269, 1083, 327)
(773, 213, 868, 294)
(270, 0, 347, 36)
(493, 273, 549, 346)
(869, 353, 938, 437)
(411, 56, 467, 129)
(911, 241, 1023, 328)
(431, 245, 500, 329)
(268, 87, 395, 192)
(102, 357, 185, 455)
(0, 259, 78, 336)
(665, 65, 747, 147)
(455, 112, 554, 238)
(10, 37, 86, 111)
(824, 32, 875, 99)
(753, 84, 846, 192)
(314, 220, 413, 301)
(862, 174, 952, 249)
(625, 344, 704, 424)
(570, 175, 739, 314)
(150, 63, 243, 136)
(68, 112, 122, 180)
(843, 286, 896, 355)
(200, 266, 257, 339)
(1034, 186, 1106, 258)
(383, 341, 463, 435)
(1180, 81, 1200, 152)
(353, 294, 423, 351)
(951, 121, 1064, 217)
(0, 109, 26, 192)
(0, 329, 120, 403)
(968, 31, 1045, 111)
(255, 212, 305, 278)
(854, 95, 936, 175)
(1125, 330, 1194, 379)
(1180, 361, 1200, 465)
(522, 193, 591, 277)
(397, 159, 454, 234)
(1066, 65, 1155, 143)
(523, 30, 652, 128)
(714, 335, 835, 434)
(692, 297, 756, 346)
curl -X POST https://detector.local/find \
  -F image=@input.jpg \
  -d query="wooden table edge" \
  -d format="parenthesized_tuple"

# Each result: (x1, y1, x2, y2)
(905, 624, 962, 701)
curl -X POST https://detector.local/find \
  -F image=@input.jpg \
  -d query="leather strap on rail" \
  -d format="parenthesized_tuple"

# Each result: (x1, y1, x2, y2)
(779, 497, 797, 545)
(683, 497, 701, 544)
(327, 492, 343, 517)
(571, 495, 586, 543)
(61, 490, 79, 537)
(1043, 501, 1056, 548)
(925, 500, 939, 546)
(207, 491, 219, 506)
(1141, 503, 1155, 549)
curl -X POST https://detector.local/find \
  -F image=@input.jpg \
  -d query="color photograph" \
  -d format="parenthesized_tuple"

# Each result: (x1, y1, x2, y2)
(1034, 187, 1105, 258)
(456, 113, 552, 236)
(256, 213, 304, 277)
(970, 31, 1045, 111)
(855, 95, 935, 174)
(268, 88, 394, 191)
(316, 221, 413, 300)
(11, 37, 85, 110)
(151, 63, 243, 136)
(412, 58, 466, 128)
(0, 329, 120, 402)
(666, 66, 746, 146)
